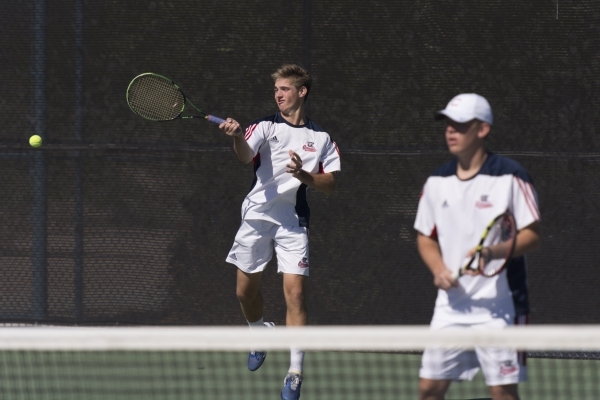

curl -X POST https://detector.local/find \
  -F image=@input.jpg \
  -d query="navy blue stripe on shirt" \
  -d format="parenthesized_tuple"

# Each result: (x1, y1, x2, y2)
(248, 113, 328, 133)
(295, 184, 310, 228)
(506, 256, 530, 317)
(432, 153, 534, 184)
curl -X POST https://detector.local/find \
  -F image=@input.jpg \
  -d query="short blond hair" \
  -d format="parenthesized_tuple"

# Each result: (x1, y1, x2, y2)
(271, 64, 312, 101)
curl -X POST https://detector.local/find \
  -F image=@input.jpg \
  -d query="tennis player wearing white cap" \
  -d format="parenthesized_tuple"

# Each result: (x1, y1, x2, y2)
(414, 93, 541, 400)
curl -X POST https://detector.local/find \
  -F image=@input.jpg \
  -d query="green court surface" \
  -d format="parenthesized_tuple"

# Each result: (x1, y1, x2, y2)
(0, 351, 598, 399)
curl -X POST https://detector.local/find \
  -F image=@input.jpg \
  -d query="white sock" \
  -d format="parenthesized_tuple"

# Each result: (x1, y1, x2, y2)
(289, 348, 305, 375)
(248, 318, 266, 353)
(247, 318, 264, 330)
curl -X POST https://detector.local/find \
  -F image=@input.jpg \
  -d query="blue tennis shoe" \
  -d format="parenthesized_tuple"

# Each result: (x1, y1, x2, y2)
(281, 373, 303, 400)
(247, 350, 267, 371)
(247, 322, 275, 371)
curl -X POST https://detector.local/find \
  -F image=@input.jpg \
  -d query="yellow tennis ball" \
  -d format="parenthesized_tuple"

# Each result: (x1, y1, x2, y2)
(29, 135, 42, 148)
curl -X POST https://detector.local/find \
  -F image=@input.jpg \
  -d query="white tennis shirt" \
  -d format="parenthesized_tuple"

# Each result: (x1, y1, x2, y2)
(240, 113, 341, 228)
(414, 153, 540, 324)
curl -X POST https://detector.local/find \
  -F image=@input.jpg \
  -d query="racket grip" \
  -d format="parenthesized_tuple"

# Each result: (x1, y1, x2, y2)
(207, 115, 242, 134)
(206, 115, 226, 125)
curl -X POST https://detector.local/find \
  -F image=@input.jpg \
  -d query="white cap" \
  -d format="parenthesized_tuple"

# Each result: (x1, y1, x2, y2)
(435, 93, 493, 125)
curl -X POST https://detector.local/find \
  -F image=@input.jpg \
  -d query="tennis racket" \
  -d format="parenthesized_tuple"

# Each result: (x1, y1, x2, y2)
(453, 211, 517, 279)
(126, 73, 237, 131)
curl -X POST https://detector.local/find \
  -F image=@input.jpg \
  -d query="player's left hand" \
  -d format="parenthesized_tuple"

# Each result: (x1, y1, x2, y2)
(434, 268, 459, 290)
(286, 150, 305, 178)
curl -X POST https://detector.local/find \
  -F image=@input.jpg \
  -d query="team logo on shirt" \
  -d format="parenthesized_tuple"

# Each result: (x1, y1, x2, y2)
(270, 136, 279, 143)
(302, 141, 317, 152)
(475, 195, 493, 209)
(298, 257, 309, 268)
(499, 360, 518, 376)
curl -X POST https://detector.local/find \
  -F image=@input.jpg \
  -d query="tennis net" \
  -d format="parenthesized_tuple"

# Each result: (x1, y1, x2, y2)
(0, 325, 599, 399)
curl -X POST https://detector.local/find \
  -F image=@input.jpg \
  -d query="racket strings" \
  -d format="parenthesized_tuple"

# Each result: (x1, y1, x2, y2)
(485, 223, 505, 245)
(480, 216, 516, 276)
(128, 75, 184, 121)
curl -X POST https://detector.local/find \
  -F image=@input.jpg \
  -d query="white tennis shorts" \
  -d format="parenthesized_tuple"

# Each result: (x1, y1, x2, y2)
(226, 219, 309, 276)
(419, 317, 527, 386)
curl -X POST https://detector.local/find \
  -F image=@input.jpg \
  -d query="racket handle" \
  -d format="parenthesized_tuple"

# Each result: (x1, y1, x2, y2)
(206, 115, 226, 125)
(206, 115, 242, 136)
(207, 115, 242, 134)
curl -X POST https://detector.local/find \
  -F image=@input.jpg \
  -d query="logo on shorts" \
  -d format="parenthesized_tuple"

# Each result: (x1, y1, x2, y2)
(229, 253, 237, 261)
(475, 194, 493, 209)
(499, 360, 518, 376)
(302, 142, 317, 152)
(298, 257, 309, 268)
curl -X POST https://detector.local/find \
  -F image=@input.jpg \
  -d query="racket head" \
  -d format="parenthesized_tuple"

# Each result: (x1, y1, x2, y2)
(126, 73, 185, 121)
(478, 212, 517, 277)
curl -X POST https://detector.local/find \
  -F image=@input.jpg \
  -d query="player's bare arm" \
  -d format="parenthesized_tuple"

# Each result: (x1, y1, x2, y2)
(417, 233, 458, 290)
(512, 220, 541, 258)
(286, 150, 338, 195)
(218, 118, 254, 164)
(464, 220, 541, 266)
(465, 221, 542, 264)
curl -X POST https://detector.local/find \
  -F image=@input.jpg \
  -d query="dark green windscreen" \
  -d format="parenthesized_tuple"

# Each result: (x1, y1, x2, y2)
(0, 0, 599, 327)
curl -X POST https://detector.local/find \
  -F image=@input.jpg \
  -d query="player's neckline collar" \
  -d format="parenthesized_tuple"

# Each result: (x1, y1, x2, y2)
(455, 151, 492, 181)
(277, 113, 309, 127)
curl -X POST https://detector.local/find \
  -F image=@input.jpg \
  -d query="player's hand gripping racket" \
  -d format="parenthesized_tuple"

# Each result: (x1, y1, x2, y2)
(126, 73, 239, 132)
(453, 211, 517, 279)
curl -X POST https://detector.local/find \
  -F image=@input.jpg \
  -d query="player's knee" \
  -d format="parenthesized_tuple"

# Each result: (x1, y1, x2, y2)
(418, 378, 448, 400)
(488, 384, 519, 400)
(236, 287, 258, 304)
(284, 286, 305, 306)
